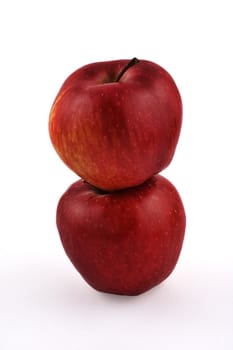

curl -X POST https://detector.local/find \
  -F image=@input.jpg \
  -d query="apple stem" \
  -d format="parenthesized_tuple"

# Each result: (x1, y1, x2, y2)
(115, 57, 140, 82)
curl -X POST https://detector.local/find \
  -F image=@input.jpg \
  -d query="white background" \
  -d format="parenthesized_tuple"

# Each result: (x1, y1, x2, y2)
(1, 0, 233, 349)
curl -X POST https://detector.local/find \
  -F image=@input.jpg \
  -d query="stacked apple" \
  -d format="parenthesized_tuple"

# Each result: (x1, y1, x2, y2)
(49, 58, 186, 296)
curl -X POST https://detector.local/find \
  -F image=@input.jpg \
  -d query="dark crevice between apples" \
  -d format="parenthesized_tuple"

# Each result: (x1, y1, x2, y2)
(84, 181, 109, 195)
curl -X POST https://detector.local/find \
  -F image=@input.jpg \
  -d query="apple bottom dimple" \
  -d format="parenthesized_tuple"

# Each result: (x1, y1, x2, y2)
(56, 175, 186, 296)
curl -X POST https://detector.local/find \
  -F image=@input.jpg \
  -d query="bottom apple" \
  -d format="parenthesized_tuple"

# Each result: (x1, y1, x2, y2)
(56, 175, 186, 296)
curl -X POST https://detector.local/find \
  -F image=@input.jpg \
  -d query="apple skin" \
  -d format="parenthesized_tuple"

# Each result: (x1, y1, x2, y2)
(49, 58, 182, 191)
(56, 174, 186, 296)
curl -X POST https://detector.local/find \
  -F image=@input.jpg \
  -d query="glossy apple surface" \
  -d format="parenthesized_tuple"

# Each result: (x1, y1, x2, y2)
(56, 174, 186, 296)
(49, 58, 182, 191)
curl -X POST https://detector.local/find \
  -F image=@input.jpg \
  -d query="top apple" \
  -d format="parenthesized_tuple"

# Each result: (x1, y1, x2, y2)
(49, 58, 182, 191)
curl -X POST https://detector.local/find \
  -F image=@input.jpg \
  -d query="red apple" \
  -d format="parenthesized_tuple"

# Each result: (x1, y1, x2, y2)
(56, 174, 186, 296)
(49, 58, 182, 191)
